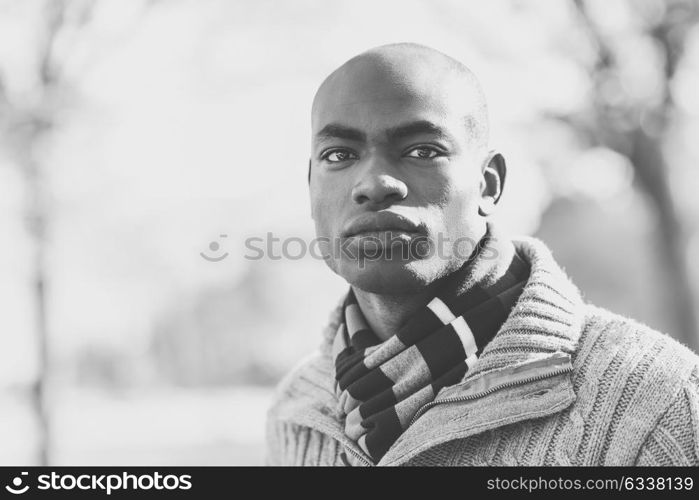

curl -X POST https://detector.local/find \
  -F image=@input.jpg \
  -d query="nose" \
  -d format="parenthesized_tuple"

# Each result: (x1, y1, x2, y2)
(351, 157, 408, 207)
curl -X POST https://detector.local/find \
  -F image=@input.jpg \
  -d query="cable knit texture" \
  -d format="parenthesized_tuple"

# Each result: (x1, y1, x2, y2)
(266, 233, 699, 466)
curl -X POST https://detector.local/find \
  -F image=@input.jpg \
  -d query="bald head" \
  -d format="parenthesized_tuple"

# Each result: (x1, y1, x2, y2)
(312, 43, 489, 149)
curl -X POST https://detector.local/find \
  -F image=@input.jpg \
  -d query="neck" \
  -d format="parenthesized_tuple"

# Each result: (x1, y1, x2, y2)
(352, 285, 437, 342)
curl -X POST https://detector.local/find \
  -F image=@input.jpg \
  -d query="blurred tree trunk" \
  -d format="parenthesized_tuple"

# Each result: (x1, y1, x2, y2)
(0, 0, 155, 464)
(21, 0, 66, 467)
(630, 127, 697, 351)
(571, 0, 699, 351)
(1, 0, 72, 466)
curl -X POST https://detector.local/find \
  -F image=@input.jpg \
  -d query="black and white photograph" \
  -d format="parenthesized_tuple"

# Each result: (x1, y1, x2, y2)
(2, 0, 699, 476)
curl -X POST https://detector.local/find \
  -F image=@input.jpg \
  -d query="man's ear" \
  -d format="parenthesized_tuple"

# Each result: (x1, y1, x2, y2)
(478, 151, 506, 217)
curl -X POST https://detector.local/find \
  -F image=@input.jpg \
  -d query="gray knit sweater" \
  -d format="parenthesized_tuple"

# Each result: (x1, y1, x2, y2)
(266, 235, 699, 466)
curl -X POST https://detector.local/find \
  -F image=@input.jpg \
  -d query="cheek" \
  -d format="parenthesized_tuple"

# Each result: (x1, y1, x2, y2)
(311, 181, 346, 237)
(420, 167, 482, 230)
(448, 178, 481, 216)
(439, 188, 479, 247)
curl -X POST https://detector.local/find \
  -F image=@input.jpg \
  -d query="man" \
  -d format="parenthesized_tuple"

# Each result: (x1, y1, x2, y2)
(265, 43, 699, 466)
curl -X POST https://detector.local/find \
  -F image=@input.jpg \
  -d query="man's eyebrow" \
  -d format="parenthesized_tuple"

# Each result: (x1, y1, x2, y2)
(315, 124, 366, 142)
(314, 120, 456, 145)
(385, 120, 453, 143)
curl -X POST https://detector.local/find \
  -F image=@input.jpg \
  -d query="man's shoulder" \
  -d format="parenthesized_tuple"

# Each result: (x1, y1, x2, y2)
(267, 300, 344, 422)
(581, 303, 698, 358)
(576, 304, 699, 465)
(266, 349, 336, 423)
(263, 350, 343, 465)
(576, 302, 699, 393)
(276, 350, 334, 397)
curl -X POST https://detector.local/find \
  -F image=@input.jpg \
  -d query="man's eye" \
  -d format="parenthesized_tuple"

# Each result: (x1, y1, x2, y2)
(405, 146, 441, 159)
(323, 150, 357, 162)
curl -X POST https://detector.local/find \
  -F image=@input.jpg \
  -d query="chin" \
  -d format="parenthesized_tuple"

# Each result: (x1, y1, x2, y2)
(332, 256, 447, 295)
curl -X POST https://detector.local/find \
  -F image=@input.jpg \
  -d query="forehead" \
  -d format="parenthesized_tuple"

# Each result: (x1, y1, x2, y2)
(312, 63, 476, 141)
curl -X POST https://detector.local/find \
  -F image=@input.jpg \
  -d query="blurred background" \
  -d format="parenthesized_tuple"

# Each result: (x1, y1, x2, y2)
(1, 0, 699, 465)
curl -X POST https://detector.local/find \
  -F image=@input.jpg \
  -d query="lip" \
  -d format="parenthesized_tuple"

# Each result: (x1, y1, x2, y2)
(341, 211, 426, 238)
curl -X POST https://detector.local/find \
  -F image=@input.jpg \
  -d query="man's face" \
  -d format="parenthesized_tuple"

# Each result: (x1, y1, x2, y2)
(310, 58, 489, 295)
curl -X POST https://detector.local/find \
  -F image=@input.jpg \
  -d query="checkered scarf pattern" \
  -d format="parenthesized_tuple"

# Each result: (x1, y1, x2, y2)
(331, 237, 530, 463)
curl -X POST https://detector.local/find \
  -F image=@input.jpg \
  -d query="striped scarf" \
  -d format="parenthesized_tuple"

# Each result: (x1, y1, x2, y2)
(331, 229, 530, 463)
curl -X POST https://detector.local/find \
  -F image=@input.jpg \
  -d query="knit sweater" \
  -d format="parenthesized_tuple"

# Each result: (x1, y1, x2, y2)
(265, 234, 699, 466)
